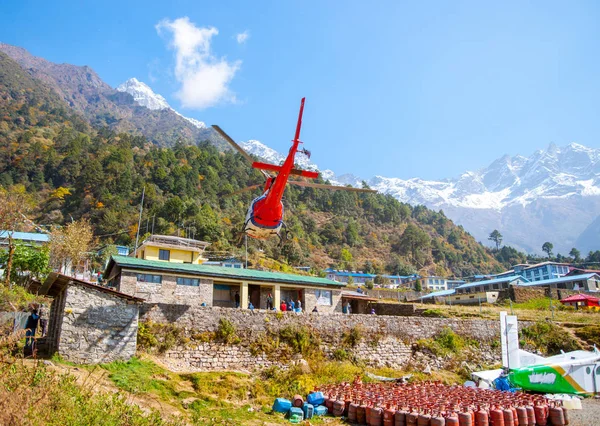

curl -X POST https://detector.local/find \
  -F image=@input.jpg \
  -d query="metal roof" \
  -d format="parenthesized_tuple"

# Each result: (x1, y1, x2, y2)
(560, 293, 599, 303)
(456, 276, 524, 290)
(107, 256, 345, 287)
(328, 271, 377, 278)
(0, 231, 49, 242)
(40, 272, 144, 302)
(420, 289, 456, 299)
(518, 273, 599, 287)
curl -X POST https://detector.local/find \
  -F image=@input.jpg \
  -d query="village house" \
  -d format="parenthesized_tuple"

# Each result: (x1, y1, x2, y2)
(135, 234, 210, 265)
(104, 255, 346, 313)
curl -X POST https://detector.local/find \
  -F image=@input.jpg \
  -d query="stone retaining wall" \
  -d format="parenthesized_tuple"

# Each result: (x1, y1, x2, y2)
(143, 304, 504, 372)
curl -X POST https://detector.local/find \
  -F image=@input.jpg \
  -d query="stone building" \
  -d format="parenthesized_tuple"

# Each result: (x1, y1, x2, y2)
(39, 273, 143, 364)
(104, 255, 345, 313)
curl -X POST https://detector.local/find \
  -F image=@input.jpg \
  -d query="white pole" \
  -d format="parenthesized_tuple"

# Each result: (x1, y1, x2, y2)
(245, 234, 248, 268)
(134, 186, 145, 256)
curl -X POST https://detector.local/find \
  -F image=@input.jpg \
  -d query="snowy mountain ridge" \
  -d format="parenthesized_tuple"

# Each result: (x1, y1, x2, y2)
(241, 140, 600, 211)
(117, 78, 207, 129)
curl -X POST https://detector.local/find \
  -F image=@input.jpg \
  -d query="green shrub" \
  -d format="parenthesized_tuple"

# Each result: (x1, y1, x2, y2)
(278, 325, 321, 358)
(332, 348, 349, 361)
(575, 325, 600, 347)
(216, 318, 240, 344)
(137, 321, 184, 353)
(521, 320, 582, 355)
(421, 308, 449, 318)
(341, 325, 363, 348)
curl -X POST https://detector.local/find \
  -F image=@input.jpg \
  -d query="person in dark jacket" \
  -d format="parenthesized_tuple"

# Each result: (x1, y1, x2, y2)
(24, 308, 40, 355)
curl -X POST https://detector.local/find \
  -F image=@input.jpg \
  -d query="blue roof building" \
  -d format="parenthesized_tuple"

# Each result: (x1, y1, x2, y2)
(518, 273, 600, 292)
(0, 231, 50, 247)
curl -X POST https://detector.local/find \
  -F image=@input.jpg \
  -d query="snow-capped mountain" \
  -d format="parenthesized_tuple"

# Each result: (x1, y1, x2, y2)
(117, 78, 207, 129)
(238, 139, 346, 184)
(370, 143, 600, 210)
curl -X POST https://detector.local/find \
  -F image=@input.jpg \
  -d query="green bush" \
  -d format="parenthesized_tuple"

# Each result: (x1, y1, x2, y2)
(521, 320, 582, 355)
(575, 325, 600, 347)
(421, 308, 449, 318)
(341, 325, 363, 348)
(278, 325, 321, 358)
(332, 348, 349, 361)
(216, 318, 240, 344)
(136, 321, 184, 353)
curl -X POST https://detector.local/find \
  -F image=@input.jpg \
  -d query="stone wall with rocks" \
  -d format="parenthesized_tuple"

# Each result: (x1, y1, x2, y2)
(56, 285, 140, 364)
(143, 304, 505, 372)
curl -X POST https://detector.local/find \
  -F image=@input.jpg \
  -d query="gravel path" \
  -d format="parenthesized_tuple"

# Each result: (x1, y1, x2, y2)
(569, 397, 600, 426)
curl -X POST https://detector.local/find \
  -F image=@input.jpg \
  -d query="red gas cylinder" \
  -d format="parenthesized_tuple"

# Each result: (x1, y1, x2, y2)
(418, 413, 431, 426)
(384, 406, 396, 426)
(431, 415, 446, 426)
(502, 408, 514, 426)
(407, 411, 419, 426)
(333, 399, 345, 417)
(395, 410, 407, 426)
(534, 405, 547, 426)
(548, 407, 565, 426)
(525, 406, 535, 426)
(510, 408, 518, 426)
(490, 408, 504, 426)
(349, 402, 359, 423)
(370, 406, 384, 426)
(325, 397, 334, 412)
(366, 406, 373, 425)
(445, 415, 459, 426)
(458, 411, 472, 426)
(516, 407, 528, 426)
(562, 407, 570, 425)
(358, 403, 367, 425)
(292, 394, 303, 408)
(475, 407, 489, 426)
(345, 399, 352, 416)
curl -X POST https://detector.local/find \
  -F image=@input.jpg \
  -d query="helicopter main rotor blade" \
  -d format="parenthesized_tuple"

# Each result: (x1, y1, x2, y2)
(212, 125, 271, 179)
(223, 184, 263, 197)
(287, 181, 376, 192)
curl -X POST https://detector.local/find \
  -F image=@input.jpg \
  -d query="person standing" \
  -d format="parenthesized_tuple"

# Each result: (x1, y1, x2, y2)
(266, 293, 273, 310)
(39, 304, 48, 337)
(346, 301, 352, 315)
(24, 308, 40, 356)
(296, 299, 302, 312)
(280, 300, 287, 311)
(234, 291, 240, 308)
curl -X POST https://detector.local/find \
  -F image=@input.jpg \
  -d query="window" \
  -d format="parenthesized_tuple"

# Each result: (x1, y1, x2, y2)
(159, 249, 170, 261)
(315, 289, 332, 306)
(176, 277, 199, 286)
(137, 273, 162, 284)
(234, 264, 241, 268)
(469, 296, 475, 299)
(492, 284, 499, 290)
(224, 264, 232, 268)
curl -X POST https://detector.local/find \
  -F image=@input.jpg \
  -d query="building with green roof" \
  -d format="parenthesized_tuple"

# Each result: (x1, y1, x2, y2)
(105, 255, 345, 313)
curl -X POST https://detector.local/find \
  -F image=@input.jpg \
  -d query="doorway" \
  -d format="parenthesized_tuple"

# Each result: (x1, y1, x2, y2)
(249, 284, 261, 309)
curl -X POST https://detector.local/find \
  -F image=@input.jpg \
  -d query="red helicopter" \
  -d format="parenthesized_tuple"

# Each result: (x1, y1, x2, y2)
(212, 98, 375, 243)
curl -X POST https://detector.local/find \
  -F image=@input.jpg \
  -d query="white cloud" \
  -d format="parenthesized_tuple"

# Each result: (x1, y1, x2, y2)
(156, 17, 241, 109)
(236, 31, 249, 44)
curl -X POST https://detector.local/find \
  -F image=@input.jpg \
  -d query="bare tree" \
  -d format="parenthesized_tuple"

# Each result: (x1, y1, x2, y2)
(49, 219, 95, 276)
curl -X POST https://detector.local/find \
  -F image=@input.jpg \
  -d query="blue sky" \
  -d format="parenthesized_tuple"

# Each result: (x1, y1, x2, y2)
(2, 0, 600, 180)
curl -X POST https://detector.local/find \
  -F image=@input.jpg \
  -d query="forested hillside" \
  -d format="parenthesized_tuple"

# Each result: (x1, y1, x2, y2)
(0, 47, 506, 278)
